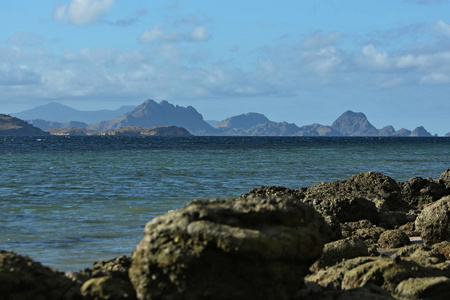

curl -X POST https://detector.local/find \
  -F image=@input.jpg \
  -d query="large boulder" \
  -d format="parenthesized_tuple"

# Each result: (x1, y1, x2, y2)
(400, 177, 448, 210)
(415, 196, 450, 245)
(0, 251, 82, 300)
(302, 172, 405, 226)
(129, 196, 329, 300)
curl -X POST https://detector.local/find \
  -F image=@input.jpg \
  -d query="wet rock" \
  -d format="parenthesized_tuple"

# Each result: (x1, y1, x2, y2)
(0, 250, 82, 300)
(313, 237, 369, 270)
(400, 177, 447, 210)
(302, 172, 406, 226)
(129, 196, 329, 300)
(378, 230, 411, 248)
(415, 195, 450, 245)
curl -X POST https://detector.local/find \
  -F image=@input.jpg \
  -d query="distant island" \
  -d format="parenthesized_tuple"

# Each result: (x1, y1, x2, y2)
(6, 99, 448, 137)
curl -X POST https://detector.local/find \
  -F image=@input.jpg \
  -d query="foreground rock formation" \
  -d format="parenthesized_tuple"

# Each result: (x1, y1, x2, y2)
(1, 170, 450, 299)
(129, 196, 329, 300)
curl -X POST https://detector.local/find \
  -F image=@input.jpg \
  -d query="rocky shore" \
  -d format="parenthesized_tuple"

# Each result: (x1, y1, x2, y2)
(2, 170, 450, 299)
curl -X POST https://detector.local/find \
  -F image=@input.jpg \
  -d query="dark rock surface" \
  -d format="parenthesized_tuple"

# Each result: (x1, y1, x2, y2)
(301, 171, 406, 226)
(129, 196, 329, 300)
(415, 195, 450, 245)
(400, 176, 448, 210)
(0, 250, 82, 300)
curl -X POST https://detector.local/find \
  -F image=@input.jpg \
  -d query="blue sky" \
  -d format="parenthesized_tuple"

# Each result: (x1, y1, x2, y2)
(1, 0, 450, 134)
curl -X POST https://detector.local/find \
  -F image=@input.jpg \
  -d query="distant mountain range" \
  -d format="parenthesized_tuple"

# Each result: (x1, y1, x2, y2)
(6, 99, 444, 136)
(11, 102, 135, 124)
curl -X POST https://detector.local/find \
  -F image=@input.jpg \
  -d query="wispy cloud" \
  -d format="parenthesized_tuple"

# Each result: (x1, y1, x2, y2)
(53, 0, 115, 26)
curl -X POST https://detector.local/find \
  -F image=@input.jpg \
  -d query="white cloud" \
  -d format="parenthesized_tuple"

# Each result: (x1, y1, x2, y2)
(139, 25, 211, 44)
(360, 44, 390, 69)
(188, 26, 211, 42)
(53, 0, 114, 25)
(436, 19, 450, 36)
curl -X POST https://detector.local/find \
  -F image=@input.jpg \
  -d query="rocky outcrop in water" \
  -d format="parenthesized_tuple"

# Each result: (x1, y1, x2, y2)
(0, 114, 49, 136)
(3, 169, 450, 299)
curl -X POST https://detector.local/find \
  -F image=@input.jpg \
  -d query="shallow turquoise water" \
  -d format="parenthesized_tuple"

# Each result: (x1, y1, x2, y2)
(1, 136, 449, 271)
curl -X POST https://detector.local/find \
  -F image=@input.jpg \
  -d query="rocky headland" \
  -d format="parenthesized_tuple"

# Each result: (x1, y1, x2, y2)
(2, 170, 450, 299)
(0, 114, 49, 136)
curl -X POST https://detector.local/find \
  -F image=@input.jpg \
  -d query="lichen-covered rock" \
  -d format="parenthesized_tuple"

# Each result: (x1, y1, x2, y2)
(313, 237, 369, 270)
(378, 230, 410, 248)
(400, 177, 448, 210)
(392, 244, 446, 267)
(129, 196, 329, 300)
(302, 172, 406, 226)
(0, 250, 82, 300)
(415, 196, 450, 245)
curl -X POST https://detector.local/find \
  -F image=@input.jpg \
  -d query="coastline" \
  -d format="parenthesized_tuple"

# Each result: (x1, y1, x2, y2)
(2, 170, 450, 299)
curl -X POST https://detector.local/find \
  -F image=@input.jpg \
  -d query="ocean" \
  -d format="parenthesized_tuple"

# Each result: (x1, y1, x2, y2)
(1, 136, 450, 272)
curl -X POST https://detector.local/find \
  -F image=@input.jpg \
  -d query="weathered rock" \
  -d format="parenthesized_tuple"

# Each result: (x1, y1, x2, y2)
(81, 276, 136, 300)
(397, 221, 419, 237)
(395, 276, 450, 300)
(238, 185, 304, 199)
(439, 169, 450, 191)
(67, 256, 136, 300)
(297, 282, 395, 300)
(129, 196, 329, 300)
(393, 244, 446, 267)
(302, 172, 406, 226)
(0, 250, 82, 300)
(400, 177, 447, 210)
(313, 237, 369, 270)
(415, 195, 450, 245)
(341, 257, 449, 297)
(341, 220, 385, 246)
(306, 257, 379, 290)
(378, 230, 410, 248)
(432, 241, 450, 260)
